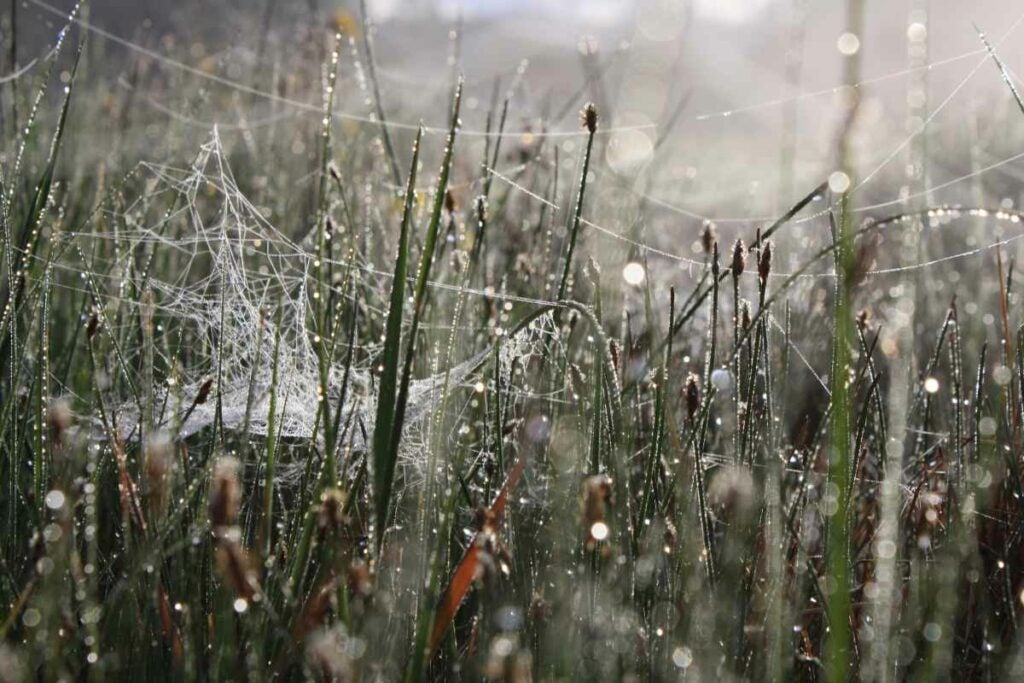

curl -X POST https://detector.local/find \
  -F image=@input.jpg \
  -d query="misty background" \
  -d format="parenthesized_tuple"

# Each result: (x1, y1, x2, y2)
(8, 0, 1024, 257)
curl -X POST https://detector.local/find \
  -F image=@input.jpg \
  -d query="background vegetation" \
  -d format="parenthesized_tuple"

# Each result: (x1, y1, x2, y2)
(4, 0, 1024, 679)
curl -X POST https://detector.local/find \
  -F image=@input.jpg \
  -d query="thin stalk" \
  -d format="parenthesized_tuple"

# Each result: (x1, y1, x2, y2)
(556, 104, 597, 302)
(261, 304, 284, 560)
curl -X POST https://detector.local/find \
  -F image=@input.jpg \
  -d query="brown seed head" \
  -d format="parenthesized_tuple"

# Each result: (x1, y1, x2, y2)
(348, 559, 373, 597)
(475, 194, 488, 225)
(194, 378, 214, 406)
(701, 221, 717, 255)
(580, 102, 598, 134)
(663, 518, 678, 548)
(316, 488, 348, 536)
(582, 474, 613, 516)
(856, 308, 872, 331)
(731, 239, 746, 279)
(142, 290, 154, 336)
(214, 537, 259, 600)
(758, 241, 773, 284)
(145, 432, 174, 517)
(684, 372, 701, 419)
(529, 591, 551, 622)
(581, 474, 613, 548)
(209, 456, 241, 528)
(47, 398, 73, 448)
(444, 188, 457, 214)
(86, 314, 100, 341)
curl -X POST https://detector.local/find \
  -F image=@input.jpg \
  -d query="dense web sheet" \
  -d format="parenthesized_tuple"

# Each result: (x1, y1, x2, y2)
(100, 131, 560, 474)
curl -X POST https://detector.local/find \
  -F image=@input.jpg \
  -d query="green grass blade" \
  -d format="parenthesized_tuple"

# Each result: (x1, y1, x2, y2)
(371, 125, 424, 553)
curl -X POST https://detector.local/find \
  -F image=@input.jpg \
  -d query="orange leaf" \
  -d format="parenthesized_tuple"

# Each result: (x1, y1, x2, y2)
(426, 453, 528, 657)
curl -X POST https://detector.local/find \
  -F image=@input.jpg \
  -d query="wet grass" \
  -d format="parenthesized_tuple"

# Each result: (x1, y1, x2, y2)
(6, 2, 1024, 680)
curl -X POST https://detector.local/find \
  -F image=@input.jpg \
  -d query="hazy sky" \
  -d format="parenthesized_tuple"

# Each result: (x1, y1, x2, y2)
(19, 0, 1024, 220)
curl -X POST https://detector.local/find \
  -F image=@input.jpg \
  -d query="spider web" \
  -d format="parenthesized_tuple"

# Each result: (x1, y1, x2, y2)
(98, 130, 560, 479)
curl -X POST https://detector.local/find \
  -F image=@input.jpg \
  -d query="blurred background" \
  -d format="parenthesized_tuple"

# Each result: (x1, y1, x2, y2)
(9, 0, 1024, 274)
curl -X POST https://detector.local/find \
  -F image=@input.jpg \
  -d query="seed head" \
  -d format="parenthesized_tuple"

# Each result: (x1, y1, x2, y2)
(47, 398, 73, 448)
(306, 625, 354, 681)
(701, 221, 716, 255)
(194, 378, 214, 406)
(209, 456, 241, 528)
(142, 290, 154, 336)
(86, 313, 100, 341)
(475, 195, 488, 225)
(145, 432, 174, 517)
(317, 488, 348, 536)
(214, 540, 259, 600)
(708, 465, 756, 519)
(684, 373, 701, 419)
(348, 559, 373, 597)
(856, 308, 872, 331)
(529, 592, 551, 622)
(444, 188, 457, 214)
(731, 239, 746, 280)
(581, 474, 613, 549)
(758, 241, 773, 284)
(664, 518, 678, 548)
(580, 102, 598, 134)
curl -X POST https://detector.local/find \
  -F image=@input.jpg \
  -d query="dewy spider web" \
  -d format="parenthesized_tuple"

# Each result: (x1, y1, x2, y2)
(102, 131, 562, 477)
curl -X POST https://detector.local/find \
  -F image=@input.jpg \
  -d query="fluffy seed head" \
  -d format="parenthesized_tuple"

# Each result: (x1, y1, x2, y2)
(306, 625, 354, 681)
(708, 465, 756, 519)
